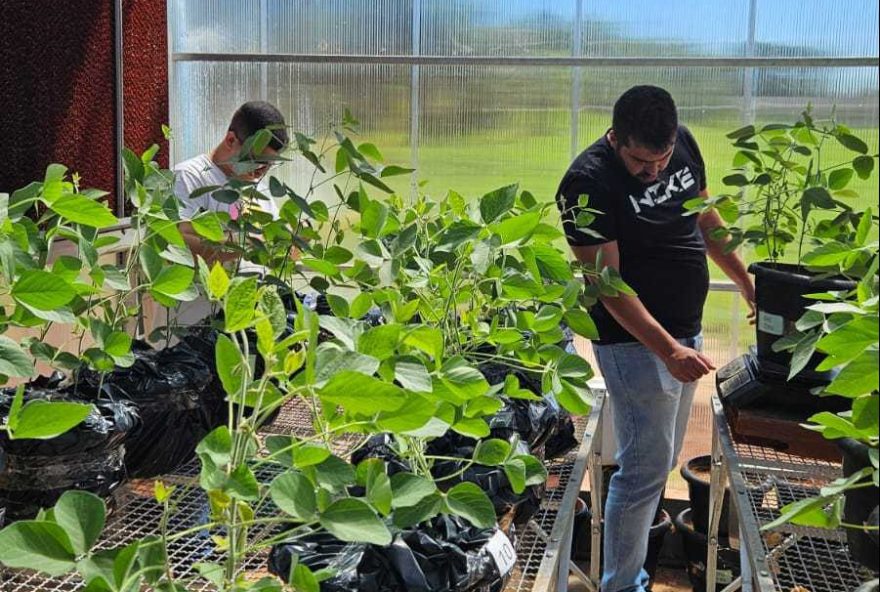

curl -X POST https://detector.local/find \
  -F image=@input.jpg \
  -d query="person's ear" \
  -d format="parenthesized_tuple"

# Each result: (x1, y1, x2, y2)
(224, 131, 239, 149)
(607, 129, 618, 150)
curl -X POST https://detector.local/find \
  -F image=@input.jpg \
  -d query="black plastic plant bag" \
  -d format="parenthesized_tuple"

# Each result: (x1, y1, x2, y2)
(268, 515, 515, 592)
(0, 384, 138, 521)
(75, 340, 218, 478)
(353, 434, 543, 523)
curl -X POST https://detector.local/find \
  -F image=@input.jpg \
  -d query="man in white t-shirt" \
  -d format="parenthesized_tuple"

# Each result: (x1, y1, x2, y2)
(167, 101, 289, 328)
(174, 100, 288, 264)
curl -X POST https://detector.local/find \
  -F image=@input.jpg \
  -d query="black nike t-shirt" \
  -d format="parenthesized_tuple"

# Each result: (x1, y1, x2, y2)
(556, 126, 710, 344)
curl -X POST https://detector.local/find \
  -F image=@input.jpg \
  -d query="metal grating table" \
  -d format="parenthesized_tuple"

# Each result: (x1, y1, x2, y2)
(706, 394, 877, 592)
(3, 390, 606, 592)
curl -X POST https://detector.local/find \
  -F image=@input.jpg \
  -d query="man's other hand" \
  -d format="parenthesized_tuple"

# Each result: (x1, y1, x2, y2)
(663, 345, 716, 383)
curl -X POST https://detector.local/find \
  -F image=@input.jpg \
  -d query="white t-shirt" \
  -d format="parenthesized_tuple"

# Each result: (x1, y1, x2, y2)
(164, 154, 280, 330)
(173, 153, 280, 219)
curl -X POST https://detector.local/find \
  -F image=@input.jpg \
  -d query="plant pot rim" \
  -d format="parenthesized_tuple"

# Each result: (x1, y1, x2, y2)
(748, 261, 857, 289)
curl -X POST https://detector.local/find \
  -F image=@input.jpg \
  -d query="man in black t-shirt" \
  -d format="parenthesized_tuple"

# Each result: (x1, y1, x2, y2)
(557, 86, 755, 592)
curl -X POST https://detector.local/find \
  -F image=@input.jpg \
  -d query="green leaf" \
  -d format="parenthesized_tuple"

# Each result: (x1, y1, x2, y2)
(788, 331, 820, 380)
(394, 360, 433, 393)
(479, 184, 518, 224)
(314, 349, 380, 385)
(313, 455, 357, 492)
(828, 168, 854, 190)
(557, 353, 593, 379)
(326, 294, 350, 317)
(224, 277, 258, 332)
(473, 439, 511, 465)
(503, 458, 527, 493)
(376, 394, 435, 433)
(403, 326, 444, 361)
(367, 470, 393, 517)
(50, 194, 117, 228)
(361, 199, 389, 239)
(207, 263, 230, 300)
(358, 324, 401, 360)
(802, 242, 850, 267)
(380, 165, 415, 178)
(726, 125, 755, 140)
(350, 292, 374, 319)
(392, 492, 443, 528)
(854, 208, 872, 246)
(292, 563, 320, 592)
(836, 133, 869, 154)
(445, 482, 496, 528)
(54, 491, 106, 555)
(190, 212, 226, 243)
(532, 305, 564, 333)
(452, 417, 490, 438)
(722, 174, 749, 187)
(852, 155, 875, 180)
(319, 498, 391, 546)
(12, 270, 76, 311)
(227, 463, 260, 500)
(564, 310, 598, 339)
(319, 371, 405, 414)
(491, 211, 540, 245)
(0, 521, 76, 576)
(196, 426, 232, 467)
(10, 401, 93, 440)
(827, 349, 879, 397)
(215, 333, 244, 397)
(0, 336, 36, 378)
(42, 164, 67, 204)
(390, 473, 437, 508)
(151, 265, 194, 297)
(556, 380, 592, 415)
(270, 471, 317, 521)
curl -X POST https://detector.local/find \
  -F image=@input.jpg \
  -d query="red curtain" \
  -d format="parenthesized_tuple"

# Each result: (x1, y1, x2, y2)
(0, 0, 168, 211)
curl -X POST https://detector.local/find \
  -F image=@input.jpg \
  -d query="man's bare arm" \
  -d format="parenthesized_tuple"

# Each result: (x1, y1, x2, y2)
(696, 189, 756, 322)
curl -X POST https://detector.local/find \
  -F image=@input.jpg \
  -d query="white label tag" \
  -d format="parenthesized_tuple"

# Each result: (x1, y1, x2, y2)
(758, 310, 785, 336)
(486, 530, 517, 576)
(718, 569, 734, 584)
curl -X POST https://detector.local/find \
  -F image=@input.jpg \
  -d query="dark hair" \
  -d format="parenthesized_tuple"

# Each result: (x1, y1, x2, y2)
(612, 85, 678, 151)
(229, 101, 289, 151)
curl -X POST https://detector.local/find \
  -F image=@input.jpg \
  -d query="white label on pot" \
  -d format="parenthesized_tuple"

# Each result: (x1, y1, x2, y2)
(486, 530, 517, 576)
(758, 310, 785, 336)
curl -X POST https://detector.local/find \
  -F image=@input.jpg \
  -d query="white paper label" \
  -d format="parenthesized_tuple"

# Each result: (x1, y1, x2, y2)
(758, 310, 785, 336)
(486, 530, 517, 576)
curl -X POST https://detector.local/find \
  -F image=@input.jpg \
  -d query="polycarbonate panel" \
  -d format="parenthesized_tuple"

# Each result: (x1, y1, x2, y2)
(265, 0, 413, 55)
(577, 67, 746, 193)
(420, 0, 575, 57)
(266, 63, 412, 200)
(172, 61, 263, 162)
(170, 0, 262, 53)
(751, 66, 879, 215)
(754, 0, 880, 58)
(581, 1, 750, 57)
(416, 65, 571, 202)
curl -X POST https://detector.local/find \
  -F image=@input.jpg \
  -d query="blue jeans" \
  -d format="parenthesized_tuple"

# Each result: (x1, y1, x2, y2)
(593, 335, 702, 592)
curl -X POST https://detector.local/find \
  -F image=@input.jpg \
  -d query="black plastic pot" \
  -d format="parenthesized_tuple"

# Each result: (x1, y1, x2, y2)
(0, 386, 138, 521)
(675, 508, 740, 592)
(681, 455, 773, 537)
(570, 490, 673, 588)
(750, 262, 856, 372)
(681, 456, 730, 536)
(838, 438, 880, 572)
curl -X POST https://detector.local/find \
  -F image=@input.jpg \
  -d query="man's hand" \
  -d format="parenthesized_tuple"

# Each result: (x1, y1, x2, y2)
(663, 345, 716, 383)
